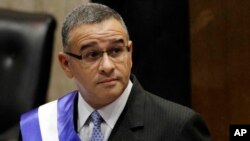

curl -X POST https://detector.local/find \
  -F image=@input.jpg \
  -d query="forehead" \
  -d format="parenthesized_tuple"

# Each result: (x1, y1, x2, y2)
(68, 18, 128, 47)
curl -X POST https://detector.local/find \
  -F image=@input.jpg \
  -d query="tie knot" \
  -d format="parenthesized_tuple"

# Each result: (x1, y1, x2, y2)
(91, 111, 102, 126)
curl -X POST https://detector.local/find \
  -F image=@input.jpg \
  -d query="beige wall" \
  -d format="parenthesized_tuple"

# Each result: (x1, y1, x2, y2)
(0, 0, 90, 101)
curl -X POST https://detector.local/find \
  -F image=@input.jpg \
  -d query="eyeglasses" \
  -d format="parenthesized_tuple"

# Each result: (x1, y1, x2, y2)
(65, 45, 130, 66)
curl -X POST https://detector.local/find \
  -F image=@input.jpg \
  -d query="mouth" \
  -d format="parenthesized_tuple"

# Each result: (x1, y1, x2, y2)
(97, 78, 118, 84)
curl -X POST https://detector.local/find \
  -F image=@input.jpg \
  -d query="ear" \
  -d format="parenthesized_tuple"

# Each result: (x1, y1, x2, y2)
(58, 52, 74, 78)
(127, 40, 133, 68)
(128, 40, 133, 52)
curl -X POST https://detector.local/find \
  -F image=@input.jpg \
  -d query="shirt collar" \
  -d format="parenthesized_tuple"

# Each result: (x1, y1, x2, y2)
(77, 80, 133, 131)
(77, 92, 94, 132)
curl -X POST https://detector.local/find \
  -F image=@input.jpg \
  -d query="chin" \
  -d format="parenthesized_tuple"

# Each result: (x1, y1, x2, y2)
(102, 89, 123, 99)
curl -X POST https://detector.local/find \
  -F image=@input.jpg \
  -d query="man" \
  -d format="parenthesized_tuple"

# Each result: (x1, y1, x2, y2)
(20, 2, 210, 141)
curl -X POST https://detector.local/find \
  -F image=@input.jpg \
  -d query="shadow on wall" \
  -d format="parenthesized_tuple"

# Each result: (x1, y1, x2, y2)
(93, 0, 191, 107)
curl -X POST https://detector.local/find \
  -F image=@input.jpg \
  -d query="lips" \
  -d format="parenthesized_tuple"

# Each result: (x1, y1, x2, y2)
(97, 78, 117, 84)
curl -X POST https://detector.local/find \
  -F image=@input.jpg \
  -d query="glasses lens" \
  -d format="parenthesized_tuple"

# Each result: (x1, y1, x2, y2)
(81, 46, 129, 66)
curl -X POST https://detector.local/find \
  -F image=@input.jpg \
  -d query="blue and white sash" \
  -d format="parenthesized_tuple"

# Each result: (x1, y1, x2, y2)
(20, 91, 81, 141)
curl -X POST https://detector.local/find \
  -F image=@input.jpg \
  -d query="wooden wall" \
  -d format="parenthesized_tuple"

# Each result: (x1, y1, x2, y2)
(189, 0, 250, 140)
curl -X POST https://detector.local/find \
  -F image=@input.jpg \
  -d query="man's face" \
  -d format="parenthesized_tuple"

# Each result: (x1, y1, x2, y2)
(59, 18, 132, 108)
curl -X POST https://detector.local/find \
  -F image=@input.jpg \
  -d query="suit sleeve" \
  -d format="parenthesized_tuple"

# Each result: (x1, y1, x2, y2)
(177, 113, 211, 141)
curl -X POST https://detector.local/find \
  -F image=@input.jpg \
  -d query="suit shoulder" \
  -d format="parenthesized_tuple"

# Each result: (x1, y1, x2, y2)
(139, 92, 210, 140)
(144, 91, 197, 121)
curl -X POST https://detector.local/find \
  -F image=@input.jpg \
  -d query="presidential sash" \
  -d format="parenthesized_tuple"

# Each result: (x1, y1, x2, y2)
(20, 90, 81, 141)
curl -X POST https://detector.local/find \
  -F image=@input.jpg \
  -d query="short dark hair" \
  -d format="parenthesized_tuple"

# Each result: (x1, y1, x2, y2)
(61, 2, 129, 48)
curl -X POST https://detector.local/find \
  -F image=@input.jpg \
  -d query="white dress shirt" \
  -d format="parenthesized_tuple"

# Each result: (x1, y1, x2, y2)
(77, 81, 133, 141)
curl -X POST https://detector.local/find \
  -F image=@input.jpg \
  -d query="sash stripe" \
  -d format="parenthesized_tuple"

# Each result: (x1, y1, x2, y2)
(20, 108, 42, 141)
(57, 91, 81, 141)
(20, 91, 80, 141)
(38, 100, 59, 141)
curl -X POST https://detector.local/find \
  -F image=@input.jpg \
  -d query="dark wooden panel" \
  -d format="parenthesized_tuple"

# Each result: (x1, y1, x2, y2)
(190, 0, 250, 140)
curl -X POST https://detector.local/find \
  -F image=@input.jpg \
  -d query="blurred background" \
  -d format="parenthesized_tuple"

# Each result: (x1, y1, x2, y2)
(0, 0, 250, 141)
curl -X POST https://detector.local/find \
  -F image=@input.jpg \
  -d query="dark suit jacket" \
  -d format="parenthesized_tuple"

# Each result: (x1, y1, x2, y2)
(108, 75, 210, 141)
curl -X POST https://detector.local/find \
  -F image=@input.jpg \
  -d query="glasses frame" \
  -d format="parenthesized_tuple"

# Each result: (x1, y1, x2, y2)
(64, 46, 130, 61)
(64, 52, 83, 60)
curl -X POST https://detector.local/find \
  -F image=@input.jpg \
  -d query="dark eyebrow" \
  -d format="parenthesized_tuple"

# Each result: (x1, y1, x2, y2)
(79, 42, 97, 52)
(79, 38, 126, 52)
(110, 39, 125, 45)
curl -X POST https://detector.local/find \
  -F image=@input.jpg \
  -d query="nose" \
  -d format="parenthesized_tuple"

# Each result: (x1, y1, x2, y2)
(98, 52, 115, 75)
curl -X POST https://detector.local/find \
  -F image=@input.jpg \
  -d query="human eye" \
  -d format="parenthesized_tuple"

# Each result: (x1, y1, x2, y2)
(108, 46, 124, 57)
(83, 50, 101, 61)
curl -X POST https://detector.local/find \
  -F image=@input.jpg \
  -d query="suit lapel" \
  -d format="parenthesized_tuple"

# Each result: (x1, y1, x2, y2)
(108, 75, 145, 141)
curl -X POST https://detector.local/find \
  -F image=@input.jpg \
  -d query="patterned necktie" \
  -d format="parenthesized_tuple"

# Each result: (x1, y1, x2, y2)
(89, 111, 104, 141)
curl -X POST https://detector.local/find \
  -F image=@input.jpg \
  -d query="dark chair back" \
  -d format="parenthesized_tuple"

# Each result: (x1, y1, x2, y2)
(0, 9, 56, 140)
